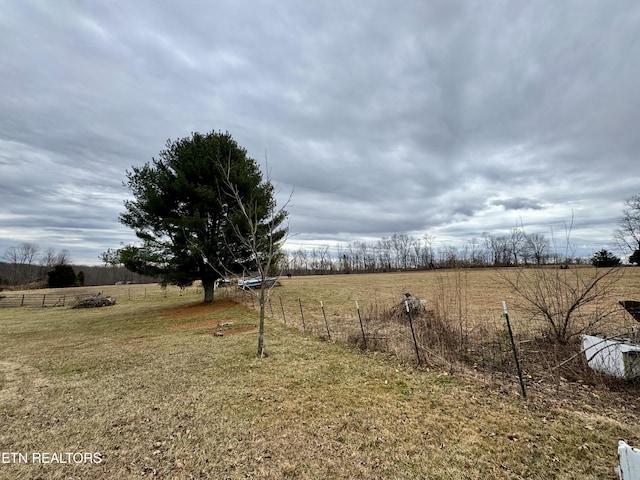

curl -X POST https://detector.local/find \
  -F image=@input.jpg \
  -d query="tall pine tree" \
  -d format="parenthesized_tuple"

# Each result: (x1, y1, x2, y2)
(119, 131, 287, 302)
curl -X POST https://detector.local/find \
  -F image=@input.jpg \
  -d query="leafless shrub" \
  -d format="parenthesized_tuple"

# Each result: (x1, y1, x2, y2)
(496, 266, 622, 345)
(346, 299, 460, 368)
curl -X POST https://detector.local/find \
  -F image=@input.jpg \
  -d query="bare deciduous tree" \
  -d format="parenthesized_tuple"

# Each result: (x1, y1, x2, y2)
(509, 226, 527, 266)
(4, 243, 39, 285)
(483, 233, 511, 266)
(525, 233, 550, 266)
(317, 245, 331, 274)
(615, 193, 640, 254)
(221, 163, 290, 357)
(391, 233, 412, 270)
(376, 237, 392, 271)
(497, 265, 622, 345)
(299, 248, 310, 273)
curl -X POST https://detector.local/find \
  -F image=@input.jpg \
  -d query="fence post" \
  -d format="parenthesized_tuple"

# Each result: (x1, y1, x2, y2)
(503, 301, 526, 399)
(298, 298, 306, 331)
(405, 297, 422, 365)
(42, 294, 46, 307)
(21, 294, 25, 307)
(279, 296, 286, 325)
(356, 301, 367, 349)
(320, 301, 331, 339)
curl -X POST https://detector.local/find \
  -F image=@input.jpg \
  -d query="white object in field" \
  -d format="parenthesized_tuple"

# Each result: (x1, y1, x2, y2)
(582, 335, 640, 379)
(616, 440, 640, 480)
(237, 277, 278, 290)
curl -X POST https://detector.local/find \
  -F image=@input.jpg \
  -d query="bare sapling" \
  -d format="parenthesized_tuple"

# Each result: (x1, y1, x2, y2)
(219, 155, 291, 357)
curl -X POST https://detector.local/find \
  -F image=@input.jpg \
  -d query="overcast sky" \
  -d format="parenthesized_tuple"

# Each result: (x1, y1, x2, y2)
(2, 1, 640, 265)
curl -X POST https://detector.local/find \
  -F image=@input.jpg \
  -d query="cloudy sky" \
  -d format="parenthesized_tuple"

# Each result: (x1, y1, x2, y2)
(2, 1, 640, 265)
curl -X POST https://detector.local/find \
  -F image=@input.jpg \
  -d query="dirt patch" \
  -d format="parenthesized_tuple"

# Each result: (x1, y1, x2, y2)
(212, 324, 256, 336)
(172, 319, 222, 330)
(167, 299, 255, 336)
(173, 320, 255, 336)
(167, 299, 238, 319)
(0, 361, 48, 406)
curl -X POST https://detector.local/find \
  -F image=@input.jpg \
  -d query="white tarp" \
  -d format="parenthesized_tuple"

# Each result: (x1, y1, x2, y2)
(616, 441, 640, 480)
(582, 335, 640, 379)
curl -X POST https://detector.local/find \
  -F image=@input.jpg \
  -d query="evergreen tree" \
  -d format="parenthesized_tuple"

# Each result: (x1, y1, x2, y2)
(47, 265, 76, 288)
(119, 130, 286, 302)
(591, 249, 621, 268)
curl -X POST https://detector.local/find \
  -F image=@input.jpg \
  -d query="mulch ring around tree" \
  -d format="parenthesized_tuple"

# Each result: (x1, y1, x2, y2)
(168, 299, 256, 336)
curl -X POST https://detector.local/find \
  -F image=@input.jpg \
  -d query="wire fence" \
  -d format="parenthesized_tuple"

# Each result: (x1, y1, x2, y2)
(4, 279, 639, 394)
(218, 283, 640, 395)
(0, 293, 68, 308)
(0, 284, 200, 308)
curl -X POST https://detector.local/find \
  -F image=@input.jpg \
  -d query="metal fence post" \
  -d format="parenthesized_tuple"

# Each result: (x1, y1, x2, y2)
(503, 301, 526, 398)
(356, 301, 367, 349)
(320, 301, 331, 339)
(405, 298, 422, 365)
(279, 296, 286, 325)
(298, 298, 306, 331)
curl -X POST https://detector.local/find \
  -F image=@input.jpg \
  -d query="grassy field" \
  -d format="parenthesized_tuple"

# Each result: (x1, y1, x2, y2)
(1, 271, 639, 479)
(266, 267, 640, 332)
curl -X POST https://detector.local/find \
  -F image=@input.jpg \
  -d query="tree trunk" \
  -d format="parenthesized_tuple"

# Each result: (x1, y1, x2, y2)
(203, 279, 215, 303)
(257, 287, 266, 356)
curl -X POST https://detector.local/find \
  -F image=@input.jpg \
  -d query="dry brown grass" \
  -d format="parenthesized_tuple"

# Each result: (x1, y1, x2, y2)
(0, 279, 639, 479)
(268, 267, 640, 331)
(255, 268, 640, 373)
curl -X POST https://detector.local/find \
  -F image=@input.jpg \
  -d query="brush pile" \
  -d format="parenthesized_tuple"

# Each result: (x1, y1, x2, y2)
(72, 293, 116, 308)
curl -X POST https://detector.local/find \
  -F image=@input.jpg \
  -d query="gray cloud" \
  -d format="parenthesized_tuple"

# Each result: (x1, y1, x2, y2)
(492, 198, 544, 211)
(1, 1, 639, 264)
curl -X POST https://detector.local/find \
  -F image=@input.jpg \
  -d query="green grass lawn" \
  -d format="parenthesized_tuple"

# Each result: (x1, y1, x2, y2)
(0, 284, 638, 479)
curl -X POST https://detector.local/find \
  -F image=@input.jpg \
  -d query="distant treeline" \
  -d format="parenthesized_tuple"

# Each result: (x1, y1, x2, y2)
(0, 262, 158, 288)
(279, 231, 597, 275)
(0, 228, 620, 288)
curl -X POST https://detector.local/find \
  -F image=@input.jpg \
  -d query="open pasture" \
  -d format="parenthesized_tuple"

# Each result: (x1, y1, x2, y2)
(268, 267, 640, 332)
(0, 272, 639, 479)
